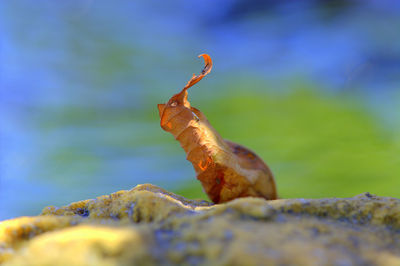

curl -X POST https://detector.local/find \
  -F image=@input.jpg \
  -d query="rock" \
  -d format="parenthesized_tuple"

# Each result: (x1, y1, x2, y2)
(1, 184, 400, 265)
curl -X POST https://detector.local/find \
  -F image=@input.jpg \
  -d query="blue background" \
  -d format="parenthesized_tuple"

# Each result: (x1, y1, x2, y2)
(1, 0, 400, 220)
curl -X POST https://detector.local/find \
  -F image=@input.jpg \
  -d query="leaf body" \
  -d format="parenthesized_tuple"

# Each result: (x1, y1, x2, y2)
(158, 54, 277, 203)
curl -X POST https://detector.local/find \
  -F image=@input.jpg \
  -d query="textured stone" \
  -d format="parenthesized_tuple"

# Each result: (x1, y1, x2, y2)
(1, 184, 400, 265)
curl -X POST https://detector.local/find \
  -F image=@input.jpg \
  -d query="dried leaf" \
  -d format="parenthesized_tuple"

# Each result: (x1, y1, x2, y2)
(158, 54, 277, 203)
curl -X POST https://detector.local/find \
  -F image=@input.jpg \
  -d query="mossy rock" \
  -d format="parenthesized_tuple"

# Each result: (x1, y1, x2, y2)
(1, 184, 400, 265)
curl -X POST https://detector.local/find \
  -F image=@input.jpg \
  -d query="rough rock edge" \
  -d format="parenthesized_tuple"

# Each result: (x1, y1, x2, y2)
(43, 184, 400, 229)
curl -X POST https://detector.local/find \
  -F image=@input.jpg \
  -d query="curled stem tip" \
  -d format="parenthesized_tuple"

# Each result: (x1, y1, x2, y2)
(182, 53, 213, 92)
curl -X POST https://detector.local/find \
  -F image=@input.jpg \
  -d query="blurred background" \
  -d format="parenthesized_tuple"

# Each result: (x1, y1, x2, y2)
(1, 0, 400, 220)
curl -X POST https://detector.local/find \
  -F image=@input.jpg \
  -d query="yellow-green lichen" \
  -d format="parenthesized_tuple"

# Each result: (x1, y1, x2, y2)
(1, 184, 400, 265)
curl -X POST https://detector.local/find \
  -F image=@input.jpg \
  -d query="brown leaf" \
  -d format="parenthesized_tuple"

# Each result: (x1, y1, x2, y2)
(158, 54, 277, 203)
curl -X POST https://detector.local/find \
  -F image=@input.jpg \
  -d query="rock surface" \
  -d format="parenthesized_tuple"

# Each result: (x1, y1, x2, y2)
(1, 184, 400, 265)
